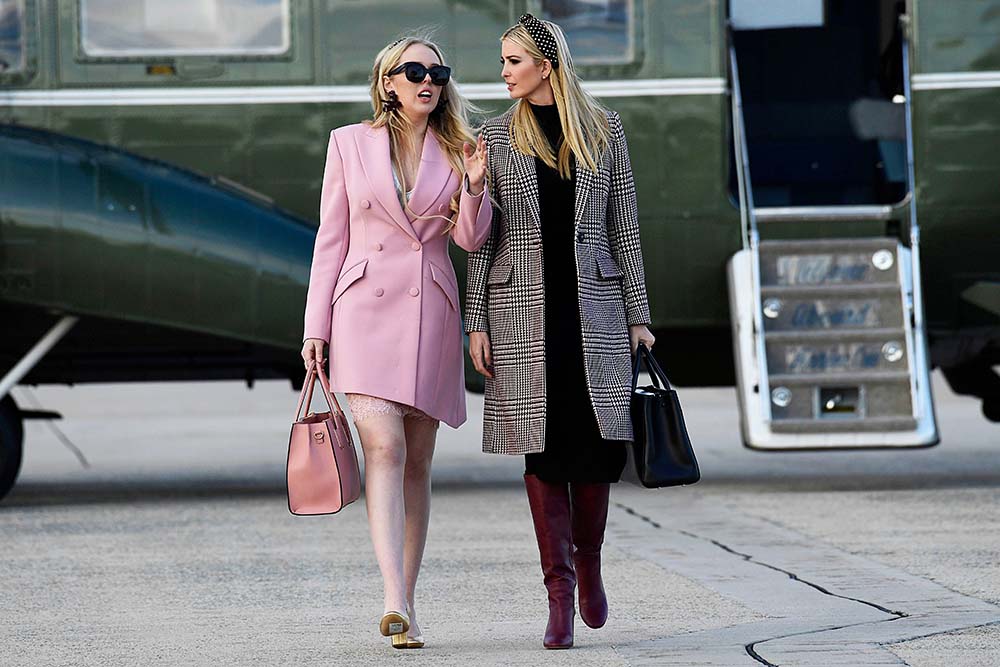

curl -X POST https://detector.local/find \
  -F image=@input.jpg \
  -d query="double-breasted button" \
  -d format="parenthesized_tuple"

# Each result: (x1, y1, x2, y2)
(411, 241, 421, 251)
(360, 199, 371, 209)
(374, 242, 383, 252)
(374, 287, 384, 297)
(576, 231, 585, 243)
(409, 287, 419, 297)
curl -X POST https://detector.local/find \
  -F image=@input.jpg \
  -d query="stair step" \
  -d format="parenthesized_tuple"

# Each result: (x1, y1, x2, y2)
(759, 239, 900, 288)
(759, 238, 900, 252)
(766, 336, 910, 375)
(761, 291, 904, 331)
(769, 371, 912, 385)
(754, 205, 898, 223)
(760, 284, 900, 297)
(764, 327, 905, 342)
(770, 416, 919, 433)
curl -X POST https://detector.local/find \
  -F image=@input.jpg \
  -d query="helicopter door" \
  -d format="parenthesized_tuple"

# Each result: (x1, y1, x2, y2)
(728, 0, 908, 207)
(726, 0, 938, 449)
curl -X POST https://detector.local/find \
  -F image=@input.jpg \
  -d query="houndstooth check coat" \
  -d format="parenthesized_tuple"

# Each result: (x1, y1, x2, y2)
(465, 107, 651, 455)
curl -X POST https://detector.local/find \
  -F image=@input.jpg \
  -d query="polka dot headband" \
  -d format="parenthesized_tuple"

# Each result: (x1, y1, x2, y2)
(518, 13, 560, 69)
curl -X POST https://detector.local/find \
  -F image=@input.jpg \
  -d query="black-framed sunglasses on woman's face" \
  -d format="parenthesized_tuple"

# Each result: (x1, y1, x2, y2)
(388, 62, 452, 86)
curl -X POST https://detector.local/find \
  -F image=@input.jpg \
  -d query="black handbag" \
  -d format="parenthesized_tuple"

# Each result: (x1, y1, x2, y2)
(629, 343, 700, 488)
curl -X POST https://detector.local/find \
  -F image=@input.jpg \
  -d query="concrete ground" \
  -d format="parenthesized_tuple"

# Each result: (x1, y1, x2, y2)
(1, 371, 998, 665)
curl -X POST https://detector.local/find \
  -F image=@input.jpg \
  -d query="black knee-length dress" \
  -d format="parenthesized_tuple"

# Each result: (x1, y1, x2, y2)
(523, 102, 629, 484)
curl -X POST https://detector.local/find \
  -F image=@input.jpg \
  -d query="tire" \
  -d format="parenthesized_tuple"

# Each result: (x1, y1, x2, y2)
(0, 395, 24, 502)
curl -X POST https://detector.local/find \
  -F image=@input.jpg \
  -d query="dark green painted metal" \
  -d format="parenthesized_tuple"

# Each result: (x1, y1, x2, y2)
(0, 124, 314, 348)
(911, 1, 1000, 333)
(913, 0, 1000, 72)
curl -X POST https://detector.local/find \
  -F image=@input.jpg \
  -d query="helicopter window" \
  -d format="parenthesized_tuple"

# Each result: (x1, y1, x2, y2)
(80, 0, 290, 57)
(730, 0, 824, 30)
(0, 0, 26, 73)
(541, 0, 635, 65)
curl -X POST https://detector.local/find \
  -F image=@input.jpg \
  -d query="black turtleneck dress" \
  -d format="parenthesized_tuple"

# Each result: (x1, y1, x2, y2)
(524, 102, 628, 484)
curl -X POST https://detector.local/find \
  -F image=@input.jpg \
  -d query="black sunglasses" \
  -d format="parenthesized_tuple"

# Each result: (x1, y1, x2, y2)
(388, 61, 452, 86)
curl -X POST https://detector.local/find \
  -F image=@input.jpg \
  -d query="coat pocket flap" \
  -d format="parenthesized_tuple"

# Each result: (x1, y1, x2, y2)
(428, 261, 459, 311)
(331, 258, 369, 304)
(487, 261, 513, 285)
(596, 252, 623, 279)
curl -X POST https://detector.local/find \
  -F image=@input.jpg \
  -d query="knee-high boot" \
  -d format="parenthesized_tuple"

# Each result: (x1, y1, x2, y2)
(523, 474, 575, 649)
(570, 482, 610, 629)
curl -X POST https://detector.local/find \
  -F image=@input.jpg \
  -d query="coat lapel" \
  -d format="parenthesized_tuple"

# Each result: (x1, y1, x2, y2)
(355, 125, 419, 242)
(573, 165, 595, 231)
(509, 148, 542, 230)
(406, 129, 453, 220)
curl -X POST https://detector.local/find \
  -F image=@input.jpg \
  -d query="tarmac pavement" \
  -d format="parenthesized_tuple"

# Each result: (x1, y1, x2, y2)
(2, 371, 998, 665)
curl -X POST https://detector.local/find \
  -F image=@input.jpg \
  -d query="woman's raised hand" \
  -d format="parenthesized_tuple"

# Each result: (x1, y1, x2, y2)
(301, 338, 327, 370)
(462, 133, 487, 196)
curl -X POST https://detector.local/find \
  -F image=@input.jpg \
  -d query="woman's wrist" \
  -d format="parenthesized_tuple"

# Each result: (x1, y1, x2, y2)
(464, 173, 485, 196)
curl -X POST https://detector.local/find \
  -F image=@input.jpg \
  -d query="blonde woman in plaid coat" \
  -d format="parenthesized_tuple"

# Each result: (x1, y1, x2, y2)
(465, 15, 655, 650)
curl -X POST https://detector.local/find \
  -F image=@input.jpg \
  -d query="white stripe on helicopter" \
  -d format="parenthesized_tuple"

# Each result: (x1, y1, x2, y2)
(0, 78, 726, 106)
(911, 71, 1000, 91)
(2, 73, 995, 106)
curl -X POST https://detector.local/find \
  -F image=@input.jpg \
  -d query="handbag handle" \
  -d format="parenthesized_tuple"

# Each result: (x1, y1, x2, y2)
(293, 360, 346, 422)
(631, 342, 673, 392)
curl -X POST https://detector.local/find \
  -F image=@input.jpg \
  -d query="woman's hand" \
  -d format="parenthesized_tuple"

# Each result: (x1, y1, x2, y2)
(629, 325, 655, 355)
(469, 331, 493, 378)
(462, 133, 487, 196)
(301, 338, 327, 370)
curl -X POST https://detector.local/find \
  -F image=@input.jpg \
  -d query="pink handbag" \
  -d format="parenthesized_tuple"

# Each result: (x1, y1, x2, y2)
(286, 360, 361, 515)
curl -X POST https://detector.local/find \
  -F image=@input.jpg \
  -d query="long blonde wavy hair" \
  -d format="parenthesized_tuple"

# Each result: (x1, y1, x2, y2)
(368, 36, 480, 227)
(501, 20, 611, 179)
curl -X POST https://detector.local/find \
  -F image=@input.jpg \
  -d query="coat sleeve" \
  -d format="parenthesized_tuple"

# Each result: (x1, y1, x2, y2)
(464, 125, 500, 334)
(605, 111, 652, 327)
(302, 130, 351, 344)
(464, 203, 499, 334)
(449, 174, 493, 252)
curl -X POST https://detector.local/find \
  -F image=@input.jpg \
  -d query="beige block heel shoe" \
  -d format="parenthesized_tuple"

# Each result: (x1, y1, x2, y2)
(379, 611, 409, 648)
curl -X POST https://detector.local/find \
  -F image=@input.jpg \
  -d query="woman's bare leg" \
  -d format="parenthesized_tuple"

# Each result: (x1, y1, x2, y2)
(402, 416, 439, 636)
(355, 414, 409, 616)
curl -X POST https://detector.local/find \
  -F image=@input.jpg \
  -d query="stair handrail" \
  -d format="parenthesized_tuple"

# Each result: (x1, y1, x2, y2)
(728, 39, 773, 422)
(900, 20, 931, 420)
(728, 42, 758, 250)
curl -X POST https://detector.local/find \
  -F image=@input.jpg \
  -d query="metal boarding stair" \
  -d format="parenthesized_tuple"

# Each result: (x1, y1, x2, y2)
(725, 31, 938, 449)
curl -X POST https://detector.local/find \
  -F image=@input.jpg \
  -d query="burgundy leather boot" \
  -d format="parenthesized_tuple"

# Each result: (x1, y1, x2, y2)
(524, 474, 576, 649)
(570, 482, 610, 629)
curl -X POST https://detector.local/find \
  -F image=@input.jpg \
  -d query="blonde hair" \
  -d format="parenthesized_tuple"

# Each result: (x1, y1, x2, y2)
(501, 20, 611, 179)
(368, 36, 480, 227)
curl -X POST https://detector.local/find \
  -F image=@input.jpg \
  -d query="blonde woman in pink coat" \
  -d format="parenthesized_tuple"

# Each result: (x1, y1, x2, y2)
(300, 36, 491, 649)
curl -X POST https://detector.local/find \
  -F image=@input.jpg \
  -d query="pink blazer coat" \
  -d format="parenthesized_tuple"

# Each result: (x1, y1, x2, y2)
(302, 122, 492, 428)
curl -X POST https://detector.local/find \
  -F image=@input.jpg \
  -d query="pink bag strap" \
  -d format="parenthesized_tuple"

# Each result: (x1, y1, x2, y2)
(293, 360, 346, 422)
(302, 367, 317, 415)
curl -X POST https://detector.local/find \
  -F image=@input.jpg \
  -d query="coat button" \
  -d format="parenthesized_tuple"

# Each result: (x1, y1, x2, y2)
(374, 287, 384, 297)
(409, 287, 419, 296)
(374, 242, 383, 251)
(411, 242, 421, 251)
(361, 199, 371, 209)
(576, 231, 585, 243)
